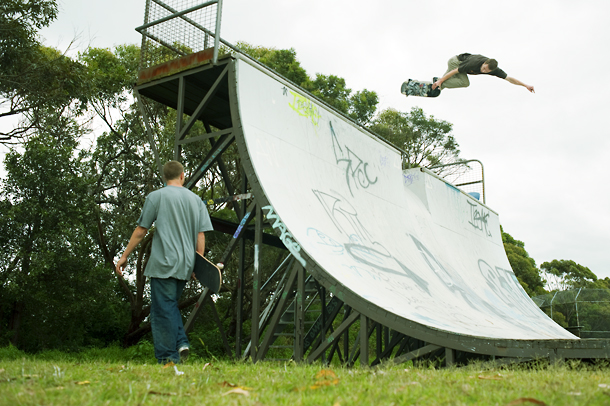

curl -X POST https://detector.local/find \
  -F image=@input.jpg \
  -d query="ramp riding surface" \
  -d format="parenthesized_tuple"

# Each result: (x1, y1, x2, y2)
(231, 55, 609, 359)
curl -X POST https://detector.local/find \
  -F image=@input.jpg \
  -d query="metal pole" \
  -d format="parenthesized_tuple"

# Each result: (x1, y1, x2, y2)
(343, 306, 350, 361)
(235, 173, 247, 358)
(480, 160, 486, 204)
(139, 0, 151, 70)
(175, 76, 185, 161)
(213, 0, 223, 64)
(445, 347, 455, 367)
(250, 205, 262, 361)
(550, 291, 559, 319)
(360, 314, 369, 366)
(320, 286, 327, 364)
(294, 262, 305, 361)
(575, 288, 582, 329)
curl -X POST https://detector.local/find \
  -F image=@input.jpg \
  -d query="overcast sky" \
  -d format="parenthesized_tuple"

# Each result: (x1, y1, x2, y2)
(29, 0, 610, 279)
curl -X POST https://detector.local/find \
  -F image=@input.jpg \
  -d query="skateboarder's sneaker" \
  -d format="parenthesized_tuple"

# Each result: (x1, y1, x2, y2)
(429, 77, 441, 97)
(401, 80, 411, 95)
(179, 346, 189, 363)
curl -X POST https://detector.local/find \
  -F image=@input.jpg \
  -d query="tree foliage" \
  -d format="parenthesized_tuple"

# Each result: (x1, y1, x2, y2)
(369, 107, 463, 171)
(0, 0, 57, 69)
(0, 112, 129, 351)
(501, 228, 546, 296)
(541, 259, 598, 291)
(0, 0, 92, 144)
(236, 44, 309, 86)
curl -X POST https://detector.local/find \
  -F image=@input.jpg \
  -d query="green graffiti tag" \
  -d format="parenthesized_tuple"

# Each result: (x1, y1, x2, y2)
(288, 91, 321, 127)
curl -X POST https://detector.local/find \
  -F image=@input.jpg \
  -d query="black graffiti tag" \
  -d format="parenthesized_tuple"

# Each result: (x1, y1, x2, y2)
(467, 200, 492, 237)
(312, 189, 430, 293)
(329, 121, 377, 196)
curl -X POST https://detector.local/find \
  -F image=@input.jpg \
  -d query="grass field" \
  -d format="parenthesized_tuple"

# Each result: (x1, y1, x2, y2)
(1, 345, 610, 405)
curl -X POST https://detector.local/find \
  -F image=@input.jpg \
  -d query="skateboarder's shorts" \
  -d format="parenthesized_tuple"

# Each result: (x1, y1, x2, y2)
(441, 55, 470, 89)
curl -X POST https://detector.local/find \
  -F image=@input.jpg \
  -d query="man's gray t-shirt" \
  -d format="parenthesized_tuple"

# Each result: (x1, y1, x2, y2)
(137, 186, 213, 280)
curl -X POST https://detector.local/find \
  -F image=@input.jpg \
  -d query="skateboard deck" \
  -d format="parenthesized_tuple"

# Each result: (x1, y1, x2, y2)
(401, 78, 441, 98)
(193, 253, 222, 294)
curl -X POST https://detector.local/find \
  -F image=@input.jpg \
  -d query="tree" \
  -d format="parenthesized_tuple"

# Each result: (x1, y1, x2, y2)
(0, 112, 128, 351)
(369, 107, 463, 171)
(305, 74, 378, 125)
(0, 1, 58, 72)
(347, 88, 379, 126)
(541, 259, 598, 291)
(236, 43, 309, 86)
(501, 228, 546, 296)
(0, 0, 90, 145)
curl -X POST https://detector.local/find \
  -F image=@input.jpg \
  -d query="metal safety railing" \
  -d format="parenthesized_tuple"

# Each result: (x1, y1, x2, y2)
(136, 0, 223, 70)
(429, 159, 486, 204)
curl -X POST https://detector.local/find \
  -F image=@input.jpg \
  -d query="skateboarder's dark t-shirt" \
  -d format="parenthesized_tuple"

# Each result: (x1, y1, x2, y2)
(457, 53, 508, 79)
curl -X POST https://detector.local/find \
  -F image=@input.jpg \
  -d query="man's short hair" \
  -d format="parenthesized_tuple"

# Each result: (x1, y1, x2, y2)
(485, 59, 498, 71)
(163, 161, 184, 181)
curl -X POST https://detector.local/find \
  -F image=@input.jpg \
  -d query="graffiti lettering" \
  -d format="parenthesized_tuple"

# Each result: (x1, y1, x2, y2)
(479, 260, 542, 320)
(312, 190, 372, 242)
(410, 234, 455, 287)
(467, 200, 491, 237)
(306, 227, 345, 255)
(233, 211, 251, 238)
(380, 155, 388, 167)
(312, 189, 429, 293)
(403, 172, 420, 186)
(262, 205, 307, 267)
(410, 234, 521, 324)
(330, 121, 378, 196)
(288, 91, 321, 127)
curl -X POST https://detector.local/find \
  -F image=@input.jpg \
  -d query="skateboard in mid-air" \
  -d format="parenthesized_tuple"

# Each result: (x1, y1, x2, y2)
(193, 252, 222, 294)
(401, 78, 441, 98)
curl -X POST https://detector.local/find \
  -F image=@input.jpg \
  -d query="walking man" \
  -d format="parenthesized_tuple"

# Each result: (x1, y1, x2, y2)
(432, 53, 535, 93)
(116, 161, 213, 364)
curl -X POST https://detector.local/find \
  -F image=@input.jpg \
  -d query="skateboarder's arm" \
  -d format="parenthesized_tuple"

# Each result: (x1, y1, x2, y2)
(432, 68, 459, 89)
(505, 76, 535, 93)
(116, 226, 149, 276)
(196, 231, 206, 255)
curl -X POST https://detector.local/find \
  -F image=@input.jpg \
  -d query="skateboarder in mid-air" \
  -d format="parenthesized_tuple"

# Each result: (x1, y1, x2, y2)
(431, 53, 535, 93)
(401, 53, 534, 98)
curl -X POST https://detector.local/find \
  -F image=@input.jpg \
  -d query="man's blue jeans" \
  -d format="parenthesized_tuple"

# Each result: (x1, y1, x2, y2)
(150, 277, 189, 364)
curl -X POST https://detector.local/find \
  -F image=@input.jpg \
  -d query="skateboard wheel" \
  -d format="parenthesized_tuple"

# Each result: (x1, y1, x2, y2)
(217, 263, 224, 270)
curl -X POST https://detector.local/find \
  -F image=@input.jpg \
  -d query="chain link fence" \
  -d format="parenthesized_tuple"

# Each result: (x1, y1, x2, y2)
(532, 289, 610, 338)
